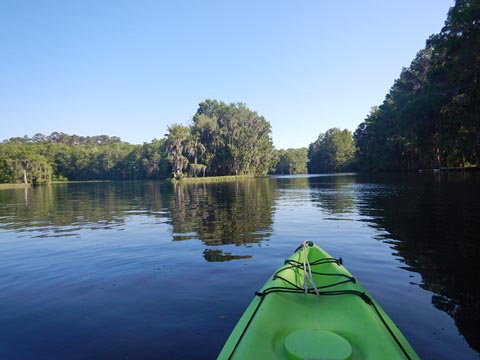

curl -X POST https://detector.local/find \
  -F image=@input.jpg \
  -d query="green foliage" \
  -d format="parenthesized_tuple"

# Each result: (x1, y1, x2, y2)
(308, 128, 355, 173)
(0, 142, 52, 184)
(0, 158, 14, 183)
(191, 99, 274, 176)
(272, 148, 308, 174)
(0, 100, 274, 183)
(354, 0, 480, 170)
(0, 133, 169, 183)
(166, 124, 191, 179)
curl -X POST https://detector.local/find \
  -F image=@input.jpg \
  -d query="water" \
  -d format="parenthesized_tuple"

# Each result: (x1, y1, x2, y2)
(0, 174, 478, 359)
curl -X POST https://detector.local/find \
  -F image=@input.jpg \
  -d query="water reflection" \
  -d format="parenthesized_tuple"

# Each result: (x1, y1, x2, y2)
(0, 182, 171, 235)
(355, 173, 480, 352)
(308, 174, 357, 215)
(0, 179, 276, 262)
(271, 174, 310, 189)
(170, 179, 275, 246)
(203, 249, 252, 262)
(0, 175, 479, 354)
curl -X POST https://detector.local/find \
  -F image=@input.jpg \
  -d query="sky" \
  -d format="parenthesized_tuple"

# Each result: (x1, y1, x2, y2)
(0, 0, 454, 149)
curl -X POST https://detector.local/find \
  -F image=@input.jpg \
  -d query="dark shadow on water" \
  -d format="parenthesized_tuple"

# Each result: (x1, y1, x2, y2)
(203, 249, 252, 262)
(354, 172, 480, 352)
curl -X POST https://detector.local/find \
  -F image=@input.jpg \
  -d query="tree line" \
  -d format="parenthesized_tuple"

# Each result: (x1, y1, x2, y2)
(2, 1, 476, 183)
(310, 0, 479, 173)
(166, 99, 274, 179)
(307, 128, 355, 173)
(0, 100, 311, 185)
(354, 0, 479, 171)
(0, 135, 170, 184)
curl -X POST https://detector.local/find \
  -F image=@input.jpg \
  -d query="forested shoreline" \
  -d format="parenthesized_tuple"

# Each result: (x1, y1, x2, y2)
(0, 100, 278, 184)
(0, 99, 312, 184)
(354, 0, 479, 171)
(1, 0, 478, 185)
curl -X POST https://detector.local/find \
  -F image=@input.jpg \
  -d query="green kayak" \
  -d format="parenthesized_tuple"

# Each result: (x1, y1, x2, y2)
(218, 241, 419, 360)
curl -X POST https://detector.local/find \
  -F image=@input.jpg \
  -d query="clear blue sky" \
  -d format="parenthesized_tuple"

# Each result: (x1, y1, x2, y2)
(0, 0, 454, 149)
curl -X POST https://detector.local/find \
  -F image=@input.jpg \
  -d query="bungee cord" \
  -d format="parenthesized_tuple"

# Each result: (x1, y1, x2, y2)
(227, 241, 412, 360)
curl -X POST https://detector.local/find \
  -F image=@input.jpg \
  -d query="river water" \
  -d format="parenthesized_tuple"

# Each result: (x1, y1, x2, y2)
(0, 174, 478, 359)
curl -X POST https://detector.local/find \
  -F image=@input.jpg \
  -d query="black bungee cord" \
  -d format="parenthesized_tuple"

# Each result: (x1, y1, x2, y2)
(227, 249, 412, 360)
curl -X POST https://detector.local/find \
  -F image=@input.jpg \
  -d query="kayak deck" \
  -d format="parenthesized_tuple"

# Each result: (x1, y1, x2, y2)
(218, 242, 419, 360)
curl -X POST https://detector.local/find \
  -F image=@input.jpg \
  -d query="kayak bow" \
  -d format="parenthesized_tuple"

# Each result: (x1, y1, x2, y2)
(218, 241, 419, 360)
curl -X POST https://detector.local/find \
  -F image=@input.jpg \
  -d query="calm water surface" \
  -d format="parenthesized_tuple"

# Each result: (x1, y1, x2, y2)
(0, 174, 479, 359)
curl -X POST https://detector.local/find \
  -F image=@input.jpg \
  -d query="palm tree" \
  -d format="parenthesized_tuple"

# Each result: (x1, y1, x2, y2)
(165, 124, 190, 179)
(186, 133, 207, 177)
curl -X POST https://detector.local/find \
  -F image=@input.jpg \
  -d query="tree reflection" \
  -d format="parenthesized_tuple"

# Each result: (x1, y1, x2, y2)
(0, 179, 276, 262)
(356, 173, 480, 352)
(308, 175, 356, 215)
(0, 181, 171, 236)
(169, 179, 275, 246)
(272, 175, 310, 189)
(203, 249, 252, 262)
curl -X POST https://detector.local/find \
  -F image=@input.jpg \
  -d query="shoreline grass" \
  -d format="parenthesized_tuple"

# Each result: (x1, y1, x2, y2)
(1, 176, 265, 189)
(0, 183, 31, 190)
(172, 174, 259, 184)
(50, 180, 112, 184)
